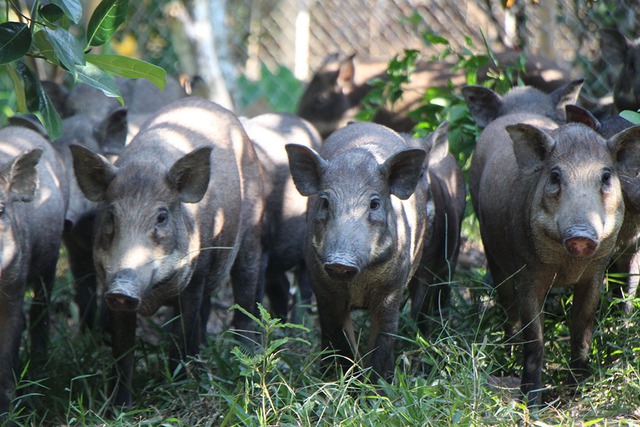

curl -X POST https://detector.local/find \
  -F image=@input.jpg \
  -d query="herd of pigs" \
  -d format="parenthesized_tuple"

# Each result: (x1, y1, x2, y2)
(1, 27, 640, 419)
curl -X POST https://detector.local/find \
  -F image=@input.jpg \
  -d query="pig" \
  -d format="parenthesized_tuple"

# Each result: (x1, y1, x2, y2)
(566, 105, 640, 313)
(70, 96, 264, 407)
(297, 51, 572, 138)
(240, 113, 321, 320)
(469, 95, 640, 408)
(600, 28, 640, 113)
(0, 124, 68, 420)
(401, 122, 466, 333)
(52, 108, 128, 330)
(286, 122, 428, 380)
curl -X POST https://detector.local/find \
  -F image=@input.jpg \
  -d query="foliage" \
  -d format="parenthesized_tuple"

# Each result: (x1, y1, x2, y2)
(0, 0, 165, 138)
(237, 63, 303, 114)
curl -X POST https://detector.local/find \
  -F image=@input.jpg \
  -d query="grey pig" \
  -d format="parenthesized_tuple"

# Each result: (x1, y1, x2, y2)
(566, 104, 640, 314)
(70, 97, 264, 407)
(470, 110, 640, 406)
(286, 122, 427, 380)
(240, 113, 321, 320)
(0, 124, 68, 420)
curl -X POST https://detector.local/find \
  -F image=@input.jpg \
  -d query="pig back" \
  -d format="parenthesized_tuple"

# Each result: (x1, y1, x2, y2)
(118, 97, 263, 282)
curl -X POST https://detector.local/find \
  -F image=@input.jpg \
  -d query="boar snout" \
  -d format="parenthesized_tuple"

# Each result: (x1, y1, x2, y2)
(323, 254, 360, 281)
(563, 226, 599, 257)
(105, 269, 141, 311)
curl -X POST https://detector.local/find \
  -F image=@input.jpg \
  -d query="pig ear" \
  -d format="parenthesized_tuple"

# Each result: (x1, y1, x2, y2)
(461, 85, 502, 128)
(565, 104, 601, 131)
(70, 144, 117, 202)
(608, 126, 640, 176)
(551, 79, 584, 121)
(506, 124, 556, 174)
(337, 54, 356, 91)
(427, 121, 450, 166)
(8, 114, 49, 139)
(167, 146, 212, 203)
(3, 149, 42, 202)
(93, 107, 128, 156)
(382, 148, 426, 200)
(600, 28, 628, 66)
(285, 143, 327, 196)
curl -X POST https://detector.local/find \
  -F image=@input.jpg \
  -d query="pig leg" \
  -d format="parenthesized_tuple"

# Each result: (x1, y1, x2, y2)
(568, 275, 602, 384)
(518, 276, 551, 408)
(171, 273, 206, 368)
(28, 263, 58, 368)
(109, 310, 137, 407)
(487, 254, 521, 339)
(368, 289, 403, 382)
(0, 293, 25, 419)
(230, 232, 262, 343)
(624, 250, 640, 314)
(316, 292, 353, 375)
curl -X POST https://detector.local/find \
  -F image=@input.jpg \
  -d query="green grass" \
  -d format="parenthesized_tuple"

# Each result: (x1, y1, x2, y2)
(5, 250, 640, 426)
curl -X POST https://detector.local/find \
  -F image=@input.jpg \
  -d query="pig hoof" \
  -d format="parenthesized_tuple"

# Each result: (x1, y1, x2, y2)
(564, 237, 598, 257)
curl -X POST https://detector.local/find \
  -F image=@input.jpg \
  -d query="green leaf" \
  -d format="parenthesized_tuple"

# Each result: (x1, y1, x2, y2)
(40, 4, 65, 23)
(32, 30, 58, 64)
(620, 110, 640, 125)
(15, 61, 63, 139)
(42, 27, 85, 78)
(76, 62, 124, 104)
(0, 22, 32, 65)
(86, 54, 167, 90)
(49, 0, 83, 24)
(86, 0, 129, 48)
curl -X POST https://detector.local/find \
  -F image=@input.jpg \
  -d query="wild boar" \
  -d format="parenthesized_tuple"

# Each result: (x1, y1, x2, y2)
(470, 113, 640, 407)
(566, 105, 640, 313)
(297, 51, 572, 138)
(402, 122, 466, 333)
(53, 108, 128, 330)
(240, 113, 321, 320)
(600, 28, 640, 113)
(0, 125, 68, 420)
(286, 122, 427, 380)
(70, 97, 264, 407)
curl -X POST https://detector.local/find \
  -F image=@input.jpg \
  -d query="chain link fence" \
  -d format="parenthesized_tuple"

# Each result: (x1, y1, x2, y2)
(115, 0, 638, 115)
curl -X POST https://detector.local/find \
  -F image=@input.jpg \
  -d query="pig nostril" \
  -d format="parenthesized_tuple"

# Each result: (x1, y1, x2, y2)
(105, 292, 141, 312)
(324, 263, 359, 280)
(564, 237, 598, 257)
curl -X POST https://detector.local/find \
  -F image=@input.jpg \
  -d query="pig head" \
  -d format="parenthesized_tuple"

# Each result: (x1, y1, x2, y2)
(600, 28, 640, 113)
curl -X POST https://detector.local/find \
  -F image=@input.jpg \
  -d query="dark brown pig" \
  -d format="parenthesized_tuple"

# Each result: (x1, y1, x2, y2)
(286, 122, 428, 380)
(402, 122, 466, 333)
(0, 125, 68, 420)
(470, 111, 640, 407)
(240, 113, 321, 320)
(600, 28, 640, 113)
(297, 51, 572, 138)
(566, 105, 640, 313)
(70, 97, 264, 407)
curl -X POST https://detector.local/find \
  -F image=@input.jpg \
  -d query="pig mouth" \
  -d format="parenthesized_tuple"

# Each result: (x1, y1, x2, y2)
(562, 227, 599, 258)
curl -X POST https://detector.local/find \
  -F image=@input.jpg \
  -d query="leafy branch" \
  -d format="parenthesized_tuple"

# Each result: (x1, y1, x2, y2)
(0, 0, 166, 139)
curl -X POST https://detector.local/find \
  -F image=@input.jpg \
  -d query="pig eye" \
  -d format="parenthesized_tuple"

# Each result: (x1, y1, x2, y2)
(319, 195, 329, 210)
(369, 197, 381, 211)
(549, 168, 561, 185)
(156, 209, 168, 225)
(601, 170, 612, 185)
(0, 203, 5, 217)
